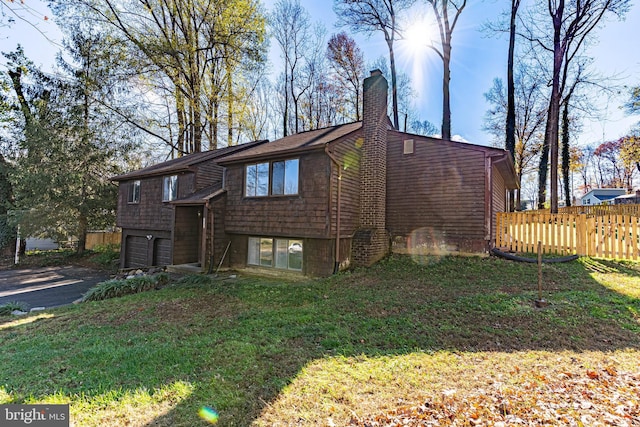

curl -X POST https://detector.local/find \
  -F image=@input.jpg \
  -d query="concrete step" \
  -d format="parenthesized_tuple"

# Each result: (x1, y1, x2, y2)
(166, 263, 203, 274)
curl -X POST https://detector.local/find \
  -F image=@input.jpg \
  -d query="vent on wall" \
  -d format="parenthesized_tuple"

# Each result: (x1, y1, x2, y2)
(403, 139, 414, 155)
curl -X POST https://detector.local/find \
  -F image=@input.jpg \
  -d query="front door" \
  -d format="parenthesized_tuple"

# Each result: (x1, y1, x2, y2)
(173, 206, 203, 265)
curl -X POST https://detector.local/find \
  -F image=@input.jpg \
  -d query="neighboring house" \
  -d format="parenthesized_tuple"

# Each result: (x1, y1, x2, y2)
(580, 188, 626, 206)
(112, 141, 267, 269)
(614, 190, 640, 205)
(114, 70, 518, 276)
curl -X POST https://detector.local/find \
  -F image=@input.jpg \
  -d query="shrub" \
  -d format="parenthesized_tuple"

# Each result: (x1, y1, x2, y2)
(83, 273, 169, 302)
(91, 243, 120, 267)
(0, 301, 28, 316)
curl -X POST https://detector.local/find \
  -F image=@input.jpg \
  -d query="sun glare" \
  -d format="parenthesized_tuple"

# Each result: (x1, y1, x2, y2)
(399, 14, 439, 107)
(403, 19, 437, 57)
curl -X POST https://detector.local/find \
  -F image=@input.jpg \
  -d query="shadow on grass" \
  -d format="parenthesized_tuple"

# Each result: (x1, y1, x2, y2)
(1, 255, 639, 426)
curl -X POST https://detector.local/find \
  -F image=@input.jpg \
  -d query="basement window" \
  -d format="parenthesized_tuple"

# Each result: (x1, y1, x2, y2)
(248, 237, 303, 271)
(403, 139, 414, 155)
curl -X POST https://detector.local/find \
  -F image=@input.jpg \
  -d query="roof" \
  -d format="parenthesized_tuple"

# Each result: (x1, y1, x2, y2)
(112, 139, 268, 181)
(614, 193, 640, 200)
(218, 122, 362, 164)
(582, 188, 626, 199)
(170, 185, 225, 205)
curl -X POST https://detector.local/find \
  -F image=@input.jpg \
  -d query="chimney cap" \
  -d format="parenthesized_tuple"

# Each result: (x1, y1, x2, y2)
(369, 69, 383, 77)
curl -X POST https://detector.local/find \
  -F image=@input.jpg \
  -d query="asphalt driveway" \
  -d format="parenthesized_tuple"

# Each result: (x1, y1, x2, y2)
(0, 266, 110, 309)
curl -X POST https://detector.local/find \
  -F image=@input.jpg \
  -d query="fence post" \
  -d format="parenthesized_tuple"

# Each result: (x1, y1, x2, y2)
(576, 214, 585, 256)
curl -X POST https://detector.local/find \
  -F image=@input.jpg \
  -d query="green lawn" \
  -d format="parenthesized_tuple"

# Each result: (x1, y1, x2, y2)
(1, 255, 639, 426)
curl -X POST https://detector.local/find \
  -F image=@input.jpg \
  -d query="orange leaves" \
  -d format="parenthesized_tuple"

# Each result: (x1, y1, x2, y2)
(587, 369, 600, 380)
(348, 364, 640, 426)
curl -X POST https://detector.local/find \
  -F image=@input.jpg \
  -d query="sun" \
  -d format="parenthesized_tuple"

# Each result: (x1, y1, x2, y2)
(402, 17, 438, 57)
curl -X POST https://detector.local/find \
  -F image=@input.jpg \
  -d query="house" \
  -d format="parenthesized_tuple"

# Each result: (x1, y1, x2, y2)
(113, 70, 518, 276)
(580, 188, 626, 206)
(614, 190, 640, 205)
(112, 141, 267, 269)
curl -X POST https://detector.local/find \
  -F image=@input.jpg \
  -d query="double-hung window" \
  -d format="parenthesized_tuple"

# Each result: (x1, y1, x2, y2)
(128, 180, 140, 204)
(163, 175, 177, 202)
(245, 159, 299, 197)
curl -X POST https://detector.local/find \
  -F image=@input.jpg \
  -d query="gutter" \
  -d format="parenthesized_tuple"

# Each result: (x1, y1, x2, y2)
(325, 145, 342, 274)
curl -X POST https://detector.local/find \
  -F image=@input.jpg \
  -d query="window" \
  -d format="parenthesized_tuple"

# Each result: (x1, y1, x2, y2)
(248, 237, 302, 271)
(272, 159, 299, 195)
(245, 159, 299, 197)
(128, 180, 140, 204)
(163, 175, 177, 201)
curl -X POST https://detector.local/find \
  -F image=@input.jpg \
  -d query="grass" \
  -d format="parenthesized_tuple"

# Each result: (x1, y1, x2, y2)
(0, 254, 639, 426)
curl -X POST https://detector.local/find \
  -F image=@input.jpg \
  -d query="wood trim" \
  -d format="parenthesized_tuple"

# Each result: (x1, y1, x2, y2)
(485, 155, 492, 242)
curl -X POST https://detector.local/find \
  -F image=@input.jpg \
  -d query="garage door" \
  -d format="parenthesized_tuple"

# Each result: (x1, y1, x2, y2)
(153, 238, 172, 266)
(124, 236, 148, 268)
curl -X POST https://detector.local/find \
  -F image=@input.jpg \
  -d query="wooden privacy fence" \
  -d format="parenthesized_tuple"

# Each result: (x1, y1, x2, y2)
(496, 211, 640, 261)
(532, 204, 640, 217)
(86, 231, 122, 250)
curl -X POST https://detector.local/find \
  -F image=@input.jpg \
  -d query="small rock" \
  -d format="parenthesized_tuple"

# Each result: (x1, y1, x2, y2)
(30, 307, 46, 312)
(135, 269, 144, 275)
(11, 310, 28, 316)
(228, 274, 237, 279)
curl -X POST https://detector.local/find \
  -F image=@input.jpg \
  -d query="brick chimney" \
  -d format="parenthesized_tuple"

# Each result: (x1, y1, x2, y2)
(352, 70, 389, 266)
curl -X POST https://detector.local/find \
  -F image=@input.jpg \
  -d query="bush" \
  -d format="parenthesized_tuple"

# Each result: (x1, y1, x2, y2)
(91, 243, 120, 267)
(83, 272, 169, 302)
(0, 301, 28, 316)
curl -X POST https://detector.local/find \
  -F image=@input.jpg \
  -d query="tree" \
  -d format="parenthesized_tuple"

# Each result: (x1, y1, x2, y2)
(271, 0, 316, 135)
(327, 32, 365, 122)
(334, 0, 415, 130)
(5, 38, 134, 253)
(524, 0, 630, 211)
(484, 64, 546, 210)
(424, 0, 466, 141)
(593, 138, 635, 189)
(505, 0, 522, 210)
(0, 152, 14, 255)
(57, 0, 266, 154)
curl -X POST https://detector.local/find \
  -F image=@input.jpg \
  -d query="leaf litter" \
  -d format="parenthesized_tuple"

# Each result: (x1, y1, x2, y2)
(348, 361, 640, 426)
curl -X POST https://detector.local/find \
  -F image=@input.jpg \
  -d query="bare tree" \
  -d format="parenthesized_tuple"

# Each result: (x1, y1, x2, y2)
(522, 0, 630, 211)
(327, 32, 365, 122)
(271, 0, 319, 135)
(484, 63, 547, 210)
(424, 0, 466, 141)
(334, 0, 415, 130)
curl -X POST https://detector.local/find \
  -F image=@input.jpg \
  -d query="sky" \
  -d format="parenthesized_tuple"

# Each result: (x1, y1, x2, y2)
(2, 0, 640, 148)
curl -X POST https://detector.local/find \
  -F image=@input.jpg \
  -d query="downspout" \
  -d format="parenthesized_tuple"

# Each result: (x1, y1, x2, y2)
(325, 145, 342, 274)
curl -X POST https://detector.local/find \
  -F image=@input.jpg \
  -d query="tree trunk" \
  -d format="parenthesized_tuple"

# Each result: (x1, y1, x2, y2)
(387, 37, 399, 130)
(505, 0, 520, 211)
(283, 70, 289, 137)
(176, 89, 186, 156)
(77, 213, 88, 254)
(442, 41, 452, 141)
(227, 61, 234, 146)
(561, 100, 571, 207)
(539, 1, 564, 213)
